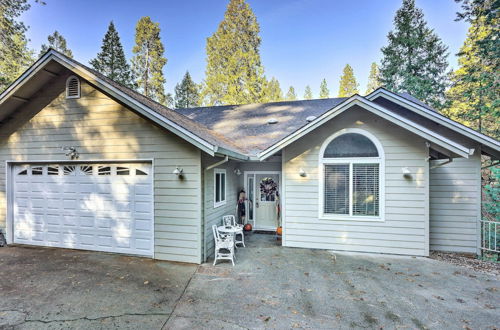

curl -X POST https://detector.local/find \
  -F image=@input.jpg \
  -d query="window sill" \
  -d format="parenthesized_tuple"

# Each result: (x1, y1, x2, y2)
(214, 201, 226, 209)
(319, 214, 384, 222)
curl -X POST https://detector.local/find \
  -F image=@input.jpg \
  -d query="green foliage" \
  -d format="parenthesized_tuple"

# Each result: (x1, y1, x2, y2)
(0, 0, 35, 91)
(338, 64, 358, 97)
(483, 165, 500, 221)
(285, 86, 297, 101)
(264, 77, 283, 102)
(40, 30, 73, 58)
(131, 16, 167, 104)
(445, 0, 499, 138)
(202, 0, 267, 105)
(90, 21, 133, 87)
(174, 71, 200, 108)
(319, 79, 329, 98)
(380, 0, 449, 109)
(303, 85, 313, 99)
(365, 62, 381, 95)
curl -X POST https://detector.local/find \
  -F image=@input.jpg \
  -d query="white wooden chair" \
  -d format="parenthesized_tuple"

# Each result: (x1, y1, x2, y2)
(212, 225, 235, 266)
(222, 215, 245, 248)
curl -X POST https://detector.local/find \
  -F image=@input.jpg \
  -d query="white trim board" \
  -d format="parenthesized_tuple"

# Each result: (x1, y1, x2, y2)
(258, 95, 473, 160)
(366, 89, 500, 153)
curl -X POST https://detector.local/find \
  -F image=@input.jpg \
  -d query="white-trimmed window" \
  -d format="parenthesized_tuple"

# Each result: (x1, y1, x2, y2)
(214, 169, 226, 208)
(319, 128, 384, 221)
(66, 75, 80, 99)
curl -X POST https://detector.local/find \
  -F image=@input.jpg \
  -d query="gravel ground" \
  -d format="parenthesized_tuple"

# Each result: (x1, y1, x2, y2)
(430, 251, 500, 276)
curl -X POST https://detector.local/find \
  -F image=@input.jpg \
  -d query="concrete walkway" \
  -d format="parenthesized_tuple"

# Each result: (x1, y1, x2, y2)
(0, 234, 498, 329)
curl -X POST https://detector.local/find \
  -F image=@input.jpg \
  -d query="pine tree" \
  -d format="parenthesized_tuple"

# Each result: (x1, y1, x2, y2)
(444, 1, 499, 138)
(285, 86, 297, 101)
(365, 62, 381, 95)
(263, 77, 283, 102)
(0, 0, 36, 91)
(90, 21, 133, 87)
(39, 31, 73, 58)
(319, 79, 329, 98)
(202, 0, 267, 105)
(379, 0, 449, 109)
(174, 71, 200, 108)
(131, 16, 167, 104)
(338, 64, 358, 97)
(304, 85, 313, 99)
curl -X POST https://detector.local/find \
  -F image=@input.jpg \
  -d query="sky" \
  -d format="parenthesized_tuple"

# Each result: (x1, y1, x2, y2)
(21, 0, 470, 98)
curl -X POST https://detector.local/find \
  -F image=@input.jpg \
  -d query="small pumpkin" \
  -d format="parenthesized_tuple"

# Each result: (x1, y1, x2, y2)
(276, 226, 282, 235)
(243, 223, 252, 231)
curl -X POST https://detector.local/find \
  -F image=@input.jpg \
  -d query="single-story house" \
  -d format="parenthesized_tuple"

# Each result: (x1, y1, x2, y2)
(0, 49, 498, 263)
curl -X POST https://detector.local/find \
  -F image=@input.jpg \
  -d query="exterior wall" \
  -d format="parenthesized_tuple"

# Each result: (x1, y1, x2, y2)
(0, 76, 203, 263)
(429, 152, 481, 253)
(283, 106, 430, 256)
(201, 155, 241, 261)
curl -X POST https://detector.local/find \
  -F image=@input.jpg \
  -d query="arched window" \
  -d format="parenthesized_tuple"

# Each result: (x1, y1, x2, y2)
(319, 129, 384, 220)
(66, 75, 80, 99)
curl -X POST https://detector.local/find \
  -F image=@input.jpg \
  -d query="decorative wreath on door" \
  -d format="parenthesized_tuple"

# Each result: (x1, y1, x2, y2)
(260, 177, 279, 198)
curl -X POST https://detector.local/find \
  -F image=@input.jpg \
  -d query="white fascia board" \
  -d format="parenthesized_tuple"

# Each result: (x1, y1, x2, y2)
(366, 89, 500, 151)
(258, 95, 471, 160)
(47, 52, 218, 156)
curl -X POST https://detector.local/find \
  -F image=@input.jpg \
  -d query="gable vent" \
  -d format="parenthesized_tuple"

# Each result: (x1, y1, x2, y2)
(66, 76, 80, 99)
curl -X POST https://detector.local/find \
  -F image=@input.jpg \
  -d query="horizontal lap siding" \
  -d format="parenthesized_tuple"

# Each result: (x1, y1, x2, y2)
(283, 106, 429, 256)
(0, 78, 202, 263)
(429, 154, 480, 253)
(202, 155, 239, 261)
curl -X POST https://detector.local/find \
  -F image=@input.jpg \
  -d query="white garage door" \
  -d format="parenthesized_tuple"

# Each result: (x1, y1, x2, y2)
(12, 163, 153, 256)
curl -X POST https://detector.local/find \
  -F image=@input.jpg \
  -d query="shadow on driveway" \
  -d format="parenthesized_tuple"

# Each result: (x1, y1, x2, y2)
(1, 234, 498, 329)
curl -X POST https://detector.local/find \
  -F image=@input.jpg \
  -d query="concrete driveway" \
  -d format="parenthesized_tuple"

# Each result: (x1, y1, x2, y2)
(0, 234, 498, 329)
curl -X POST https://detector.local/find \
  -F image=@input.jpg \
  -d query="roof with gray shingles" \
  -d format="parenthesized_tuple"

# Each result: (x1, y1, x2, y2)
(53, 51, 245, 155)
(397, 92, 436, 111)
(175, 98, 348, 155)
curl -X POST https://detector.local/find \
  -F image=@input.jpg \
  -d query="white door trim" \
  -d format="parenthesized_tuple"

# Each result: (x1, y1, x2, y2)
(244, 171, 282, 230)
(5, 159, 155, 257)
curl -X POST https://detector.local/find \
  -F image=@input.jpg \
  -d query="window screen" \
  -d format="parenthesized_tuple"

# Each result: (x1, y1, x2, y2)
(352, 164, 379, 216)
(324, 164, 349, 214)
(215, 171, 226, 205)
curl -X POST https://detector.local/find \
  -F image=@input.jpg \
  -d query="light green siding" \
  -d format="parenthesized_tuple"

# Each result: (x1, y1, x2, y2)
(0, 76, 203, 263)
(283, 106, 430, 256)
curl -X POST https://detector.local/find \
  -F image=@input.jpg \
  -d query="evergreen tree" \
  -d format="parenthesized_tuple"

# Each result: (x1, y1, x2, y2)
(131, 16, 167, 104)
(304, 85, 313, 99)
(444, 1, 499, 138)
(202, 0, 267, 105)
(338, 64, 359, 97)
(379, 0, 449, 109)
(285, 86, 297, 101)
(39, 31, 73, 58)
(263, 77, 283, 102)
(90, 21, 133, 87)
(319, 79, 329, 98)
(174, 71, 200, 108)
(365, 62, 381, 94)
(0, 0, 35, 91)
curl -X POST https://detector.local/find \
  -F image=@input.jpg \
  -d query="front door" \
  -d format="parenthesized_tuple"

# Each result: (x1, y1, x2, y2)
(245, 172, 280, 230)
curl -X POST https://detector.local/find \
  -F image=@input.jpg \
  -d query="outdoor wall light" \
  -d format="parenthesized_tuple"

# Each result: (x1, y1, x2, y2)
(62, 146, 79, 160)
(299, 168, 307, 177)
(173, 167, 184, 177)
(402, 167, 412, 178)
(234, 168, 242, 176)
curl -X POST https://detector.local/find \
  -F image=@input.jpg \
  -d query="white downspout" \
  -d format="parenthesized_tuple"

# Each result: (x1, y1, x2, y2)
(205, 155, 229, 171)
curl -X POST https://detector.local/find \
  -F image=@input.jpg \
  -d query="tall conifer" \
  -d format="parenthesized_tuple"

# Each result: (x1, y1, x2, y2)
(285, 86, 297, 101)
(365, 62, 381, 95)
(174, 71, 200, 108)
(90, 21, 133, 87)
(338, 64, 358, 97)
(319, 79, 329, 98)
(131, 17, 167, 104)
(40, 31, 73, 58)
(304, 85, 313, 99)
(202, 0, 267, 105)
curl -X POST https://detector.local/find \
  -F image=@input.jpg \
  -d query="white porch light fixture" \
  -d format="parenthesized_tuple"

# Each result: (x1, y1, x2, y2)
(299, 168, 307, 177)
(234, 168, 242, 176)
(402, 167, 411, 178)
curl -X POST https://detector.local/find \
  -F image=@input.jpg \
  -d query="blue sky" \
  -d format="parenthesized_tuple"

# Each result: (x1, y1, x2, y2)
(22, 0, 469, 97)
